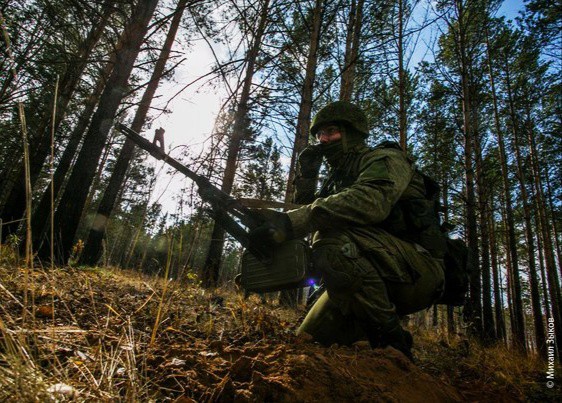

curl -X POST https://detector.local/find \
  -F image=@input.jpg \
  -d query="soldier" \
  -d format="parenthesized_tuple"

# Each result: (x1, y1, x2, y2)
(252, 101, 446, 360)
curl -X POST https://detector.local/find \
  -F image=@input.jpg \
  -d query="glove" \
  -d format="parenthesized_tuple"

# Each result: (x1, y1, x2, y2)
(298, 145, 323, 178)
(249, 209, 293, 245)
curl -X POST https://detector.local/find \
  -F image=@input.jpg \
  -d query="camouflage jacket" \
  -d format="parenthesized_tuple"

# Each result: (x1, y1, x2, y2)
(287, 142, 428, 252)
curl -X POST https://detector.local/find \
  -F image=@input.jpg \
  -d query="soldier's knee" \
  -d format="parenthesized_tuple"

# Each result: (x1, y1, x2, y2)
(312, 235, 372, 293)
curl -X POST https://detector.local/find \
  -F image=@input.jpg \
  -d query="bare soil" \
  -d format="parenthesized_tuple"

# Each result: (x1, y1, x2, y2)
(0, 265, 558, 402)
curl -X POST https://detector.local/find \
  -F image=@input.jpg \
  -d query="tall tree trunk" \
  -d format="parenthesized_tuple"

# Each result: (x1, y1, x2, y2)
(454, 0, 482, 340)
(0, 0, 115, 237)
(536, 219, 552, 319)
(484, 25, 524, 348)
(39, 0, 160, 263)
(279, 0, 324, 306)
(473, 120, 495, 342)
(488, 201, 506, 342)
(77, 129, 117, 239)
(80, 0, 190, 266)
(499, 197, 517, 342)
(397, 0, 407, 149)
(284, 0, 324, 204)
(31, 56, 116, 252)
(525, 108, 562, 360)
(544, 174, 562, 279)
(502, 50, 527, 353)
(340, 0, 364, 101)
(443, 176, 456, 335)
(202, 0, 270, 288)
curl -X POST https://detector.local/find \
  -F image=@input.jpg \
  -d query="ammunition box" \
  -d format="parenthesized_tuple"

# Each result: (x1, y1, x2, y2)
(240, 239, 310, 292)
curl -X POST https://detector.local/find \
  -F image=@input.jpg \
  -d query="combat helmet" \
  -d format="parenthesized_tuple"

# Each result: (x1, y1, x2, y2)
(310, 101, 369, 137)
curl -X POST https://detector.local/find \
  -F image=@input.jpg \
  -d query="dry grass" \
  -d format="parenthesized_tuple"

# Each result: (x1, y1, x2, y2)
(0, 252, 299, 401)
(0, 247, 559, 401)
(413, 323, 561, 401)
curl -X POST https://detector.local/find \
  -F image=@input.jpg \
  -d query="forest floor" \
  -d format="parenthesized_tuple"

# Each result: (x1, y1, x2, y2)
(0, 262, 560, 402)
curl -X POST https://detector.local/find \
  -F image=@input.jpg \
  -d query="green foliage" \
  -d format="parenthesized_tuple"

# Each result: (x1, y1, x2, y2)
(235, 136, 285, 201)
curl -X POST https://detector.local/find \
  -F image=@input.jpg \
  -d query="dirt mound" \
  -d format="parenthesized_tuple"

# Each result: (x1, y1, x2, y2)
(149, 339, 462, 402)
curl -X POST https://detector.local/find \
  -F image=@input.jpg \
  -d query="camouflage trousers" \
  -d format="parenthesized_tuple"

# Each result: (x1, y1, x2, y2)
(297, 228, 445, 346)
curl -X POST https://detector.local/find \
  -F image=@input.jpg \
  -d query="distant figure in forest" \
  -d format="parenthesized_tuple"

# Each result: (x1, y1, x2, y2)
(252, 101, 450, 360)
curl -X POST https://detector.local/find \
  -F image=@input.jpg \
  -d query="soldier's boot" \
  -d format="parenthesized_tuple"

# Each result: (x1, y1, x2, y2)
(379, 318, 414, 362)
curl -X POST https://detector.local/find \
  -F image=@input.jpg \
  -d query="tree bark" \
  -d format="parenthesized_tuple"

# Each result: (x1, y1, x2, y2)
(488, 201, 506, 342)
(454, 0, 482, 340)
(525, 107, 562, 360)
(38, 0, 160, 263)
(0, 0, 115, 239)
(504, 52, 532, 353)
(31, 55, 116, 252)
(484, 25, 522, 347)
(340, 0, 364, 101)
(397, 0, 407, 149)
(473, 109, 495, 342)
(283, 0, 324, 204)
(544, 173, 562, 280)
(202, 0, 271, 288)
(80, 0, 190, 266)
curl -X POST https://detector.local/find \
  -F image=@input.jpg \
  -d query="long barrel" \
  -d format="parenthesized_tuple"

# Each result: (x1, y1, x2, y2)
(117, 124, 270, 262)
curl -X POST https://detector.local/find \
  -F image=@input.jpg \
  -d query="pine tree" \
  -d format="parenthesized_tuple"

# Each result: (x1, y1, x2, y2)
(39, 0, 160, 263)
(80, 0, 191, 265)
(202, 0, 272, 288)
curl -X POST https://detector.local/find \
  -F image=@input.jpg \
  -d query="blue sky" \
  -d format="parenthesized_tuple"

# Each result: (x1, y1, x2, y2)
(499, 0, 526, 21)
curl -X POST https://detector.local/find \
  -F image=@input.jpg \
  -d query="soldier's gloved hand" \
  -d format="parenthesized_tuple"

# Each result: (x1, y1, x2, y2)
(249, 209, 293, 245)
(298, 145, 323, 178)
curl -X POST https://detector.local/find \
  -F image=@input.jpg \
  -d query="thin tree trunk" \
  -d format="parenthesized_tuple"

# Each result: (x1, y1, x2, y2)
(544, 173, 562, 279)
(340, 0, 364, 101)
(499, 198, 516, 345)
(442, 173, 456, 335)
(202, 0, 270, 288)
(124, 197, 153, 269)
(536, 219, 552, 319)
(284, 0, 324, 204)
(525, 108, 562, 360)
(0, 0, 115, 236)
(502, 50, 527, 353)
(80, 0, 190, 265)
(485, 25, 523, 348)
(39, 0, 159, 263)
(31, 55, 116, 252)
(455, 0, 482, 340)
(279, 0, 324, 306)
(474, 121, 495, 342)
(397, 0, 407, 149)
(488, 203, 506, 342)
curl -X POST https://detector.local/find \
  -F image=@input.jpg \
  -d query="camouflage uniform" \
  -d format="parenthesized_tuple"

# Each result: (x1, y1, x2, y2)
(287, 102, 445, 352)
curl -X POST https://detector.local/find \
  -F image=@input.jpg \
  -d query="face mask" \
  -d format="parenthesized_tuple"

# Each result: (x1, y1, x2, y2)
(317, 128, 365, 165)
(318, 140, 344, 162)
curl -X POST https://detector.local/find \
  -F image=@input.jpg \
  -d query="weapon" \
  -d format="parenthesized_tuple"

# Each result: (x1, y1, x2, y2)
(117, 124, 310, 292)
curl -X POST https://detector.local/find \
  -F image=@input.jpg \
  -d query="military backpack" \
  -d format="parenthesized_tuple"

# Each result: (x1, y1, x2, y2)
(377, 143, 470, 306)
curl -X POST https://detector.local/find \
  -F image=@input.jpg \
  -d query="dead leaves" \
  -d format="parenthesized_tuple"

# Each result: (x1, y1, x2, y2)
(34, 305, 54, 318)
